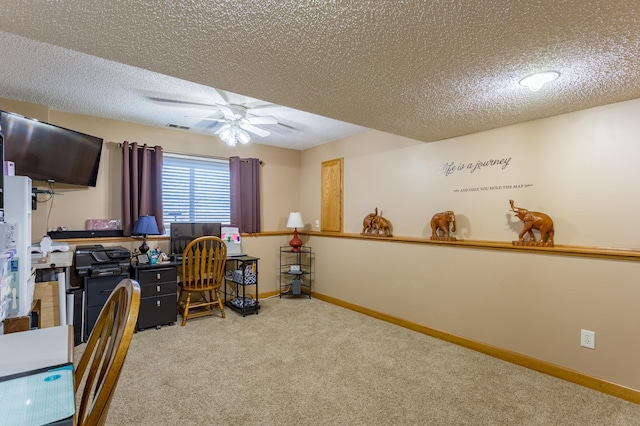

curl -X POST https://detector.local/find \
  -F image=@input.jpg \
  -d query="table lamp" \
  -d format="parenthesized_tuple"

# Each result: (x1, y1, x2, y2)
(286, 211, 304, 252)
(132, 215, 160, 255)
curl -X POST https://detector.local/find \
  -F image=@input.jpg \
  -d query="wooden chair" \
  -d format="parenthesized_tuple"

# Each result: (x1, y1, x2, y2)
(75, 278, 141, 426)
(177, 236, 227, 326)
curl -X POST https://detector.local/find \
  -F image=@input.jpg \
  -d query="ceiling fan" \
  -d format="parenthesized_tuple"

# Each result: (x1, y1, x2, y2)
(148, 88, 286, 146)
(187, 103, 279, 146)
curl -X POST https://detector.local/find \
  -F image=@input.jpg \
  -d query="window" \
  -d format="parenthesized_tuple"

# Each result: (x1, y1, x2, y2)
(162, 153, 230, 230)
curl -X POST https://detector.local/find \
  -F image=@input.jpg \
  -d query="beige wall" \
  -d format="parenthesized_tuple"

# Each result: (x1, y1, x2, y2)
(302, 100, 640, 247)
(301, 98, 640, 392)
(1, 99, 303, 240)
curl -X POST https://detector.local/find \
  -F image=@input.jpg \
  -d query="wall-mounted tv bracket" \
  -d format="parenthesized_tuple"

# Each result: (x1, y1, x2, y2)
(31, 187, 61, 210)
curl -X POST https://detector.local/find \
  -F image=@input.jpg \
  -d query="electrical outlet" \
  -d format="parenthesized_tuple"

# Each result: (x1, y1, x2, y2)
(315, 219, 320, 228)
(580, 329, 595, 349)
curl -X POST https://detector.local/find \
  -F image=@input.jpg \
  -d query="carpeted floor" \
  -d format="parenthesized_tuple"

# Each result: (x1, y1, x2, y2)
(77, 296, 640, 425)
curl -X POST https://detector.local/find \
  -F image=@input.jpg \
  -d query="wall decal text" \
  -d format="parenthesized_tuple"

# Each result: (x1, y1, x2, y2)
(453, 183, 533, 193)
(441, 157, 512, 176)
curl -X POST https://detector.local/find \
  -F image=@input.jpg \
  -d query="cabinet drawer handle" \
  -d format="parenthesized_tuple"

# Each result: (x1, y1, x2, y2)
(157, 285, 161, 293)
(156, 273, 161, 280)
(157, 300, 161, 307)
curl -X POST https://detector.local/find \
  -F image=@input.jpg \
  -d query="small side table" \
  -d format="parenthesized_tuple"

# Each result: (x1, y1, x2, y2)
(224, 256, 260, 316)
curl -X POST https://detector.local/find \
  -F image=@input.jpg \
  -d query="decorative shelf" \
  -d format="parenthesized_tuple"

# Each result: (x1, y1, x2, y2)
(304, 231, 640, 262)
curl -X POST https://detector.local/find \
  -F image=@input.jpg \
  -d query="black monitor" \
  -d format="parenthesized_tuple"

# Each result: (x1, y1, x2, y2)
(169, 222, 222, 256)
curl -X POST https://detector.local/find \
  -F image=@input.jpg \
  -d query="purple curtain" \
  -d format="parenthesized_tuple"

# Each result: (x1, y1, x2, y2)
(122, 142, 165, 236)
(230, 156, 261, 233)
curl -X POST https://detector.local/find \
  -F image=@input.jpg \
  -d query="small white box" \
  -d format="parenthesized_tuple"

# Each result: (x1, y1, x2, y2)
(3, 161, 15, 176)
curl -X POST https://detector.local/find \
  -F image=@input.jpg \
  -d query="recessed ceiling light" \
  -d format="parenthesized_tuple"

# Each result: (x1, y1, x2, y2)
(519, 71, 560, 92)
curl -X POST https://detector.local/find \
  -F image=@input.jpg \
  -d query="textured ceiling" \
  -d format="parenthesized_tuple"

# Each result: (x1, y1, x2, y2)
(0, 1, 638, 150)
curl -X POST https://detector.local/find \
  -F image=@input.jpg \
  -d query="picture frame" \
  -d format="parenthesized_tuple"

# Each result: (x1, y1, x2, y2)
(137, 254, 149, 265)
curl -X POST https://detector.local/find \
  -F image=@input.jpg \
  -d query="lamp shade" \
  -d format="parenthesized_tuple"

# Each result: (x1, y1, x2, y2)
(286, 212, 304, 253)
(286, 212, 304, 229)
(132, 215, 160, 236)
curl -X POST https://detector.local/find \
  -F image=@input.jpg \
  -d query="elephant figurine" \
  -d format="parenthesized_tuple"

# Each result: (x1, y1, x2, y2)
(430, 211, 456, 240)
(509, 199, 554, 246)
(361, 207, 378, 234)
(372, 215, 392, 237)
(360, 207, 392, 237)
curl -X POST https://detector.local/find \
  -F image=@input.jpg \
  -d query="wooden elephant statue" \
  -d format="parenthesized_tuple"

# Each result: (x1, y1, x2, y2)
(360, 207, 392, 237)
(430, 210, 456, 240)
(361, 207, 378, 234)
(509, 199, 554, 246)
(372, 215, 392, 237)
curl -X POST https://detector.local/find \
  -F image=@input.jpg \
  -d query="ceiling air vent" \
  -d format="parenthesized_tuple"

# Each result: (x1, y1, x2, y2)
(166, 123, 190, 130)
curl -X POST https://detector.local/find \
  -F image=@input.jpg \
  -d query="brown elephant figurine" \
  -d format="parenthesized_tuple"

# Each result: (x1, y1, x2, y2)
(372, 215, 392, 237)
(509, 199, 554, 247)
(430, 211, 456, 240)
(360, 208, 392, 237)
(361, 207, 378, 234)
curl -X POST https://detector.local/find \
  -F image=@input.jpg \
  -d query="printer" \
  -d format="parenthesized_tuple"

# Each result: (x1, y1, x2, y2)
(74, 244, 131, 277)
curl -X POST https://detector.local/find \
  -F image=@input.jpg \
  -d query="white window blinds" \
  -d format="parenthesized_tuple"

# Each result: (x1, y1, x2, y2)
(162, 154, 230, 229)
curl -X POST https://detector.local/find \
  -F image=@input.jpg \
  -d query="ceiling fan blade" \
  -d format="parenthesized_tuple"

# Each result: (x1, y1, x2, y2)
(241, 123, 270, 137)
(277, 122, 297, 130)
(216, 103, 236, 118)
(203, 121, 224, 133)
(245, 116, 278, 125)
(210, 88, 228, 105)
(243, 101, 273, 109)
(185, 116, 226, 122)
(147, 96, 219, 108)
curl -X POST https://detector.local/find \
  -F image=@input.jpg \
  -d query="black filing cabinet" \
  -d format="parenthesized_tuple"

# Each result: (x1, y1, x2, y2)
(83, 273, 130, 342)
(130, 262, 178, 331)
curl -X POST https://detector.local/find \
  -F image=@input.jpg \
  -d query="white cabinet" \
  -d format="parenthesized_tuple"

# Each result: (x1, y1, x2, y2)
(4, 176, 33, 317)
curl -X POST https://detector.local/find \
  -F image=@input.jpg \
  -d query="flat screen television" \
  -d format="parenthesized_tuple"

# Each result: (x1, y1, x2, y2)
(169, 222, 222, 256)
(0, 110, 104, 187)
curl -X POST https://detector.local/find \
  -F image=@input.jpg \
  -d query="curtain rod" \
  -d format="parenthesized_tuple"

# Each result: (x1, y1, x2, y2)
(239, 158, 264, 165)
(117, 142, 156, 151)
(117, 143, 263, 164)
(165, 152, 263, 164)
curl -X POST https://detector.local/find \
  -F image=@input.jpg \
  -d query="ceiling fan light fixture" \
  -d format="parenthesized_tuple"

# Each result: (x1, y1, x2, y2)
(218, 121, 251, 146)
(238, 129, 251, 144)
(519, 71, 560, 92)
(219, 125, 234, 143)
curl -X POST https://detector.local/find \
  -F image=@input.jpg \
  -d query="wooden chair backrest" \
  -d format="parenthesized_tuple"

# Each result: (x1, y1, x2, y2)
(75, 278, 141, 426)
(181, 236, 227, 291)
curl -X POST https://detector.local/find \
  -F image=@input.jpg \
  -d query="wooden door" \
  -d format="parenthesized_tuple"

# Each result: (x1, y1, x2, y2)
(321, 158, 343, 232)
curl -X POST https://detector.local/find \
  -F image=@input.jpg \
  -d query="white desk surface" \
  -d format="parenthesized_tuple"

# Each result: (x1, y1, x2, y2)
(31, 251, 73, 326)
(31, 251, 73, 270)
(0, 325, 73, 378)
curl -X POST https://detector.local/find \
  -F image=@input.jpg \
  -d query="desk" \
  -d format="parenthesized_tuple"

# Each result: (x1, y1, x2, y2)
(0, 325, 73, 377)
(0, 325, 74, 425)
(31, 252, 73, 326)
